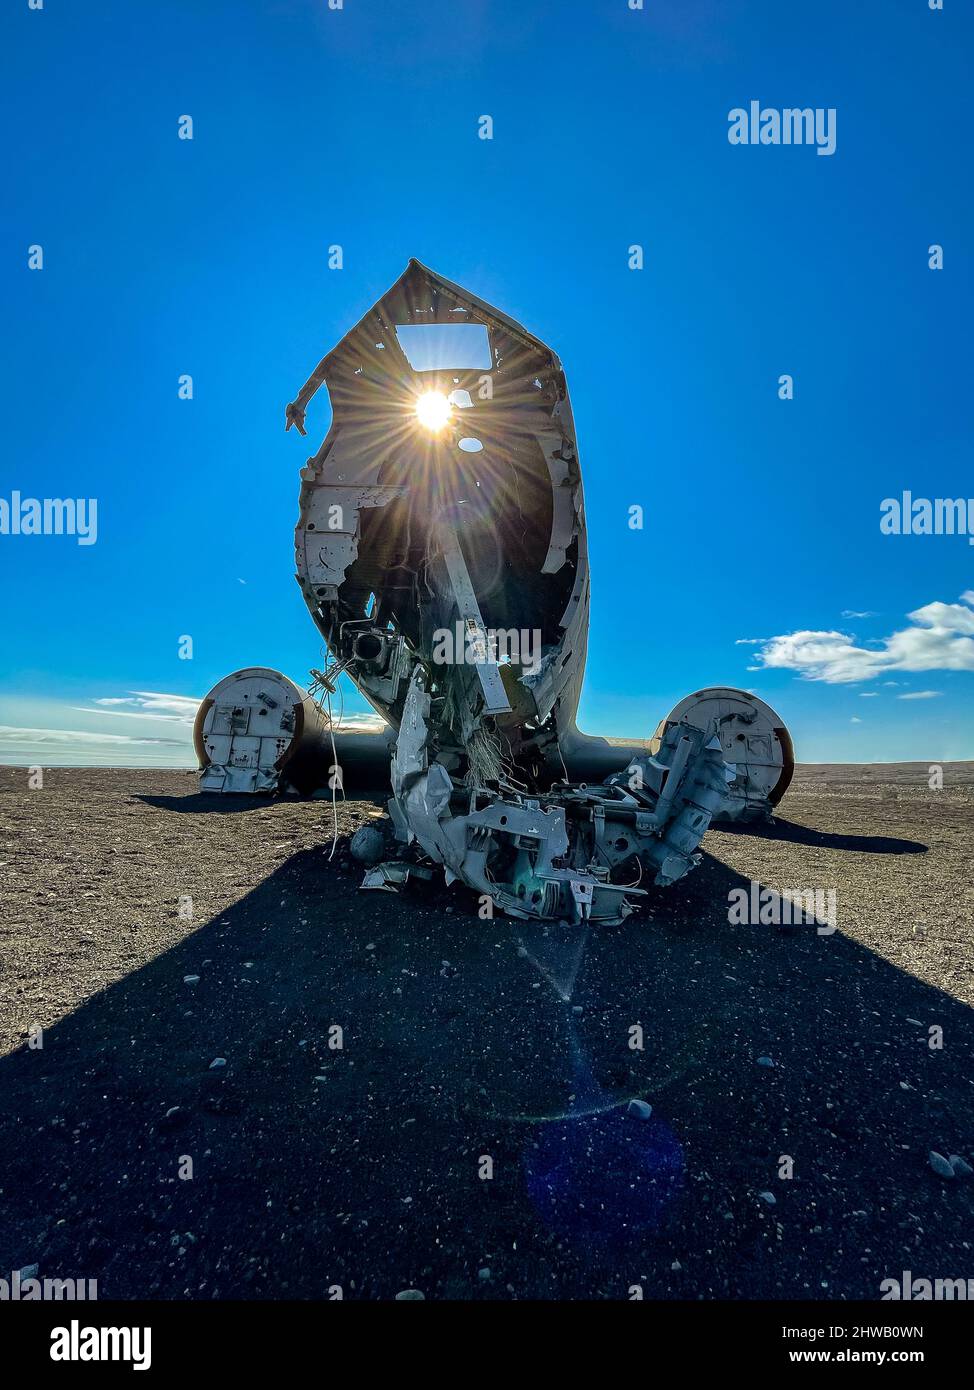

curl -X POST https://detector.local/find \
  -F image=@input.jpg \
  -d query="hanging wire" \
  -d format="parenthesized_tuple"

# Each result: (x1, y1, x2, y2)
(309, 653, 352, 861)
(324, 683, 340, 861)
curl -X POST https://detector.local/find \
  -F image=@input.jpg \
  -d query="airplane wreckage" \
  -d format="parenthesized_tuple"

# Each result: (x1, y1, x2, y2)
(198, 260, 794, 924)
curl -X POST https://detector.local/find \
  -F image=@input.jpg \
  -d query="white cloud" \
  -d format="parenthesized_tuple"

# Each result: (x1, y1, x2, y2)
(897, 690, 942, 700)
(83, 691, 201, 723)
(859, 691, 879, 697)
(328, 712, 388, 732)
(0, 721, 194, 769)
(75, 707, 193, 724)
(747, 594, 974, 684)
(0, 725, 182, 746)
(842, 609, 877, 619)
(850, 716, 862, 723)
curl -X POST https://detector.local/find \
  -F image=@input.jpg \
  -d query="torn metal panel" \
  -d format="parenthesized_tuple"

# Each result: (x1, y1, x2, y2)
(359, 861, 433, 892)
(297, 484, 409, 600)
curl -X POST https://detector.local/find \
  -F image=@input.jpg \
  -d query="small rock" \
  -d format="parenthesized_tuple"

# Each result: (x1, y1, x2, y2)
(949, 1154, 973, 1179)
(478, 1267, 491, 1281)
(395, 1289, 425, 1301)
(756, 1056, 775, 1068)
(671, 1260, 682, 1272)
(209, 1057, 227, 1070)
(18, 1264, 39, 1281)
(628, 1099, 653, 1120)
(929, 1151, 955, 1179)
(183, 975, 200, 985)
(758, 1191, 777, 1206)
(350, 825, 385, 866)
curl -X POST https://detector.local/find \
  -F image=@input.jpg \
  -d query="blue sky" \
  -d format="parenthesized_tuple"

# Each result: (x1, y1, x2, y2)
(2, 0, 972, 766)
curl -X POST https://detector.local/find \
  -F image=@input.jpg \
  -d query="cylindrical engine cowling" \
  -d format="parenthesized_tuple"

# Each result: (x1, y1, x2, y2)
(194, 667, 335, 794)
(649, 687, 795, 821)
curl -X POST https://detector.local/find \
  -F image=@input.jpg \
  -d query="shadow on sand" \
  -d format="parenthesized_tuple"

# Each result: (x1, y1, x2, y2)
(0, 842, 969, 1300)
(712, 816, 928, 855)
(137, 794, 283, 816)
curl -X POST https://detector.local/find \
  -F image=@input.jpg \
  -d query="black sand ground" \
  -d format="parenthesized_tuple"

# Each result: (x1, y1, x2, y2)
(0, 764, 972, 1300)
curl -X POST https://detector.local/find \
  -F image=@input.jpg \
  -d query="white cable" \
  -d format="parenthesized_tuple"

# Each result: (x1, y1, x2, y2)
(325, 683, 339, 861)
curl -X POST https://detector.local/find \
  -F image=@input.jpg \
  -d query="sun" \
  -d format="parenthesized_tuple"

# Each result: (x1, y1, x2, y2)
(415, 389, 452, 433)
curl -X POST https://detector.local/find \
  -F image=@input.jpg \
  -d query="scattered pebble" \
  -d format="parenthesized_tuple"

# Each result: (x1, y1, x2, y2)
(757, 1056, 775, 1068)
(929, 1151, 955, 1179)
(183, 975, 200, 985)
(395, 1289, 425, 1300)
(209, 1057, 227, 1070)
(949, 1154, 973, 1179)
(628, 1099, 653, 1120)
(758, 1191, 777, 1206)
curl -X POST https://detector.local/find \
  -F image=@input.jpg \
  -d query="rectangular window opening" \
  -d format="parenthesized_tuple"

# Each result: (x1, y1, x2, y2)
(394, 322, 492, 372)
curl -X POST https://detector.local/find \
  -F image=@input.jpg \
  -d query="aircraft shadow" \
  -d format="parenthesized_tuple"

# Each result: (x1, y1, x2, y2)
(138, 794, 292, 816)
(712, 817, 928, 855)
(0, 846, 969, 1300)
